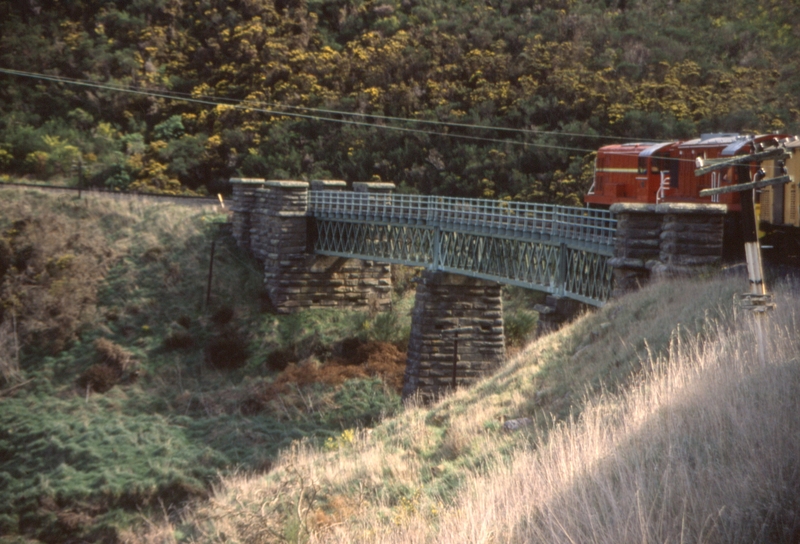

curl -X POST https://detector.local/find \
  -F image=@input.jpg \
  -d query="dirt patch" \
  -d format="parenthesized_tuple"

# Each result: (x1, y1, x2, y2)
(280, 341, 406, 390)
(242, 342, 406, 415)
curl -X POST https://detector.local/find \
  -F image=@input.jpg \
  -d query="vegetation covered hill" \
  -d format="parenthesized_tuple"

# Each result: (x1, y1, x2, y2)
(0, 189, 800, 543)
(0, 185, 798, 543)
(0, 188, 422, 542)
(1, 0, 799, 199)
(139, 272, 800, 544)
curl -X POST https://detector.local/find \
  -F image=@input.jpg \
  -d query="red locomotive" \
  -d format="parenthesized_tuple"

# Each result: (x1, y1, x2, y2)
(585, 133, 800, 260)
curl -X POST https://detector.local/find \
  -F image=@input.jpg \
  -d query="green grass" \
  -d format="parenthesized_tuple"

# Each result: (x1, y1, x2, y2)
(0, 188, 412, 542)
(0, 394, 226, 541)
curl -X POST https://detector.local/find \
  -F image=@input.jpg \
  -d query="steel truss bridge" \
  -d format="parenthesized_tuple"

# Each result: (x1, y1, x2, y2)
(309, 192, 617, 306)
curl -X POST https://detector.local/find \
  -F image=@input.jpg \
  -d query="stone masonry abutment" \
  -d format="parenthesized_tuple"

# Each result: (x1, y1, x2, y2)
(535, 202, 727, 333)
(608, 202, 727, 297)
(230, 178, 391, 313)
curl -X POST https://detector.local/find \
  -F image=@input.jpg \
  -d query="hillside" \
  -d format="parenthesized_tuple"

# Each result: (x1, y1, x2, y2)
(1, 189, 798, 543)
(136, 272, 800, 543)
(0, 187, 421, 542)
(1, 0, 799, 199)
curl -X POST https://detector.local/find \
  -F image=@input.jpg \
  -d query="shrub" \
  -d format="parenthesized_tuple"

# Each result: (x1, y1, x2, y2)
(366, 308, 413, 346)
(163, 329, 195, 350)
(336, 337, 365, 364)
(211, 306, 235, 327)
(77, 363, 119, 393)
(94, 338, 133, 374)
(206, 334, 249, 370)
(266, 347, 296, 372)
(504, 310, 539, 347)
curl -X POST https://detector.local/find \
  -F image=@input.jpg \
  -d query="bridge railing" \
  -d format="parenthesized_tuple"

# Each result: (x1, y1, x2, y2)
(309, 191, 616, 246)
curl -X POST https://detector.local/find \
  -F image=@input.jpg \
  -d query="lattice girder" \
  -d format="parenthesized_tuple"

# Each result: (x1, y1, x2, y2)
(314, 219, 614, 306)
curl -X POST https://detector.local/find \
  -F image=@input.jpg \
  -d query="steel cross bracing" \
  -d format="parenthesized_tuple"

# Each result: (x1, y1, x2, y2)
(309, 192, 617, 306)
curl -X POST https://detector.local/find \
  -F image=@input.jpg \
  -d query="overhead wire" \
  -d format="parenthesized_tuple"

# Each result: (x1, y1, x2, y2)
(0, 67, 665, 143)
(0, 67, 676, 158)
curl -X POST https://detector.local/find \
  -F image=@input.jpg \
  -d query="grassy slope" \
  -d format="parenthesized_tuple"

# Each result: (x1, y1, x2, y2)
(3, 188, 797, 543)
(136, 272, 794, 543)
(0, 188, 411, 543)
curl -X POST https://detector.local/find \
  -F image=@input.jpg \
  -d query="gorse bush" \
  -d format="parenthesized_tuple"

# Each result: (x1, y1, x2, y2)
(1, 0, 798, 196)
(93, 338, 134, 374)
(77, 339, 137, 394)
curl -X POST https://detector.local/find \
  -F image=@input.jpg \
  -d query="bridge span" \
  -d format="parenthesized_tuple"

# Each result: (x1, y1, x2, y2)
(230, 178, 727, 399)
(310, 190, 617, 307)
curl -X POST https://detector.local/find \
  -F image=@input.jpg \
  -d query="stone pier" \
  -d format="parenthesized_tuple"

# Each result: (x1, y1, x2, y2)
(230, 179, 392, 314)
(402, 271, 506, 401)
(230, 178, 266, 251)
(609, 202, 727, 296)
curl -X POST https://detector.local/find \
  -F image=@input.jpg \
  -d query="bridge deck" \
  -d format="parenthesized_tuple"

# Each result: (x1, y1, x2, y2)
(310, 192, 616, 247)
(309, 192, 617, 306)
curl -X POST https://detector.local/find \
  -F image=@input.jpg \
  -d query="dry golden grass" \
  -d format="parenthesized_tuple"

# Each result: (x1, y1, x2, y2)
(124, 271, 800, 544)
(392, 281, 800, 544)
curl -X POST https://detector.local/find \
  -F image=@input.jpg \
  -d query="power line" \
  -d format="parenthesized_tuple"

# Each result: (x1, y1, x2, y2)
(0, 67, 666, 155)
(102, 77, 654, 144)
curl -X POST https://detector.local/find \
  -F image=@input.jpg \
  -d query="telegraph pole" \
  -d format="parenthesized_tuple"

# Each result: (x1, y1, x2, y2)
(697, 142, 793, 362)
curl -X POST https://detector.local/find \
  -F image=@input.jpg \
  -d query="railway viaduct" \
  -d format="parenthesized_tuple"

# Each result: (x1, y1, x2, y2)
(229, 178, 727, 400)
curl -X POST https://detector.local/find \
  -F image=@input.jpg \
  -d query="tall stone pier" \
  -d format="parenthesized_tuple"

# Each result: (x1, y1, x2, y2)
(402, 271, 506, 401)
(229, 178, 392, 314)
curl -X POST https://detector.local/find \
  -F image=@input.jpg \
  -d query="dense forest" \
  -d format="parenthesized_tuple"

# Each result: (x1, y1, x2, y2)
(1, 0, 799, 202)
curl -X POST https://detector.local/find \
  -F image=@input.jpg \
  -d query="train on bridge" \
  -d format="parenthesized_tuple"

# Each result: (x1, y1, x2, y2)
(585, 133, 800, 260)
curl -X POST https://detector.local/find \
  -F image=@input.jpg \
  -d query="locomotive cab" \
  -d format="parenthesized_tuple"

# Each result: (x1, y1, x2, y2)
(637, 142, 676, 203)
(587, 134, 791, 210)
(585, 141, 676, 207)
(584, 132, 799, 262)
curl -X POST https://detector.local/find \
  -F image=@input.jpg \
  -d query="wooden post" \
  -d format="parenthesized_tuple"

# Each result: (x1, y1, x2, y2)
(698, 149, 792, 363)
(738, 165, 768, 363)
(205, 238, 216, 310)
(452, 329, 458, 390)
(737, 165, 765, 298)
(446, 325, 474, 390)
